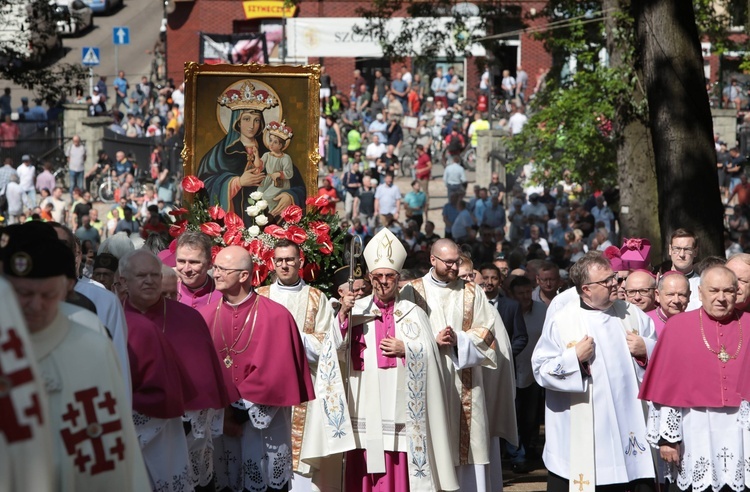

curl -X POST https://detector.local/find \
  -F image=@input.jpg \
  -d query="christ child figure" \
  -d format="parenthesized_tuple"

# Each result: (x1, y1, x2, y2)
(258, 120, 295, 208)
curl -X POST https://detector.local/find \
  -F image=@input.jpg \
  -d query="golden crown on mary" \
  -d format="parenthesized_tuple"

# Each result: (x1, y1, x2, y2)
(218, 81, 278, 111)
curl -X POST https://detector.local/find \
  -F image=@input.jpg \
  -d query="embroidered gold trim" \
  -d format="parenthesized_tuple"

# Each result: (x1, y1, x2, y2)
(409, 279, 429, 314)
(473, 327, 496, 350)
(290, 402, 308, 471)
(256, 285, 271, 298)
(459, 282, 476, 465)
(304, 288, 321, 334)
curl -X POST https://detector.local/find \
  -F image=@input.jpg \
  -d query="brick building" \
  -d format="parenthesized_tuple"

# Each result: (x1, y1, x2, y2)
(166, 0, 551, 100)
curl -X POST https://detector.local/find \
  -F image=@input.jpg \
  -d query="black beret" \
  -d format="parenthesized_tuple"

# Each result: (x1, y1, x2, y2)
(2, 222, 76, 279)
(332, 256, 366, 289)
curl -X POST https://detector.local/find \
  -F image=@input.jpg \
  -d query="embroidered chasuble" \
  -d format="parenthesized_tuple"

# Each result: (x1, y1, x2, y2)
(30, 311, 150, 491)
(400, 273, 498, 468)
(0, 277, 55, 492)
(532, 299, 657, 488)
(312, 295, 458, 492)
(199, 292, 315, 492)
(640, 309, 750, 491)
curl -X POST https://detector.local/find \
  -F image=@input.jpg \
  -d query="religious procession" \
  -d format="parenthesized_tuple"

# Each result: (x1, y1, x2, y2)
(2, 60, 750, 492)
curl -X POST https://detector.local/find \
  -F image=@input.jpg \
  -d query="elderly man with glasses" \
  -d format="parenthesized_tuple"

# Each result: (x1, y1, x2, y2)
(623, 270, 658, 313)
(532, 251, 658, 492)
(400, 238, 503, 491)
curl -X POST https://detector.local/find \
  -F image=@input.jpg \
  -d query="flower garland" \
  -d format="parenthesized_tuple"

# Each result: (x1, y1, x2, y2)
(171, 175, 345, 293)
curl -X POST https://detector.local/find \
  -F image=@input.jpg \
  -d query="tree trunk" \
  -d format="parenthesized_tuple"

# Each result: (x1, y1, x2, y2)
(603, 0, 662, 260)
(632, 0, 724, 258)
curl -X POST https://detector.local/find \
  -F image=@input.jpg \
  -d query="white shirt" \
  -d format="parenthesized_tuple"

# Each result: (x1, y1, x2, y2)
(16, 163, 35, 191)
(365, 142, 387, 168)
(65, 143, 87, 172)
(443, 162, 467, 186)
(508, 112, 528, 134)
(5, 181, 26, 214)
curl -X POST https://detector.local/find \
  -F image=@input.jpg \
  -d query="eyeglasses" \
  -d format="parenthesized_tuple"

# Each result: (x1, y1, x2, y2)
(625, 288, 655, 297)
(459, 272, 476, 281)
(671, 246, 695, 256)
(370, 272, 399, 282)
(213, 264, 246, 275)
(433, 255, 463, 268)
(273, 257, 299, 266)
(583, 274, 617, 287)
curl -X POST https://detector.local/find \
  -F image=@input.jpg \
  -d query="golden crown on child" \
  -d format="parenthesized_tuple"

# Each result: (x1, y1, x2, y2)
(218, 81, 278, 111)
(266, 120, 293, 140)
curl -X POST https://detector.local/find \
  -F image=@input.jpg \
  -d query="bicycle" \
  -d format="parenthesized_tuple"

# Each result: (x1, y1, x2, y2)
(52, 165, 70, 190)
(91, 173, 117, 203)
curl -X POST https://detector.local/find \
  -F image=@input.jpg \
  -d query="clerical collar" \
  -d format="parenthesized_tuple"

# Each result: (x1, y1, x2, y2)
(426, 269, 450, 287)
(181, 276, 214, 295)
(655, 306, 668, 323)
(579, 298, 611, 311)
(683, 270, 696, 279)
(276, 278, 304, 292)
(224, 291, 254, 307)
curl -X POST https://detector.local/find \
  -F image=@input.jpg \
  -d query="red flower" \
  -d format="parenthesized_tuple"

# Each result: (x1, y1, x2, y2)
(169, 220, 187, 238)
(200, 221, 222, 237)
(286, 225, 308, 245)
(208, 204, 226, 220)
(211, 246, 222, 262)
(265, 224, 288, 239)
(252, 262, 270, 287)
(309, 220, 330, 237)
(224, 211, 243, 231)
(223, 228, 244, 246)
(182, 175, 205, 193)
(306, 195, 329, 209)
(301, 263, 320, 283)
(168, 207, 189, 217)
(281, 205, 303, 224)
(245, 238, 263, 257)
(316, 233, 334, 254)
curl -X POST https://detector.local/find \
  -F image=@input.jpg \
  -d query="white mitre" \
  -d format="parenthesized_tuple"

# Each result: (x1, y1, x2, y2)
(363, 228, 406, 272)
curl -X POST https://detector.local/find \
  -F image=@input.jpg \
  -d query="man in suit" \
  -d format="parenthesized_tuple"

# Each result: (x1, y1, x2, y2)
(480, 263, 528, 356)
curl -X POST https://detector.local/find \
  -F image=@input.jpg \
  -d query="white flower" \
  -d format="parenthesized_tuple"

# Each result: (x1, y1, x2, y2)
(248, 225, 260, 236)
(250, 191, 263, 201)
(246, 205, 260, 217)
(256, 200, 268, 211)
(255, 214, 268, 226)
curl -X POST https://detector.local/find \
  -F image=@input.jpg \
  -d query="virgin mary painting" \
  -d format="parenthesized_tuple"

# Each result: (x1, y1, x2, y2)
(197, 80, 306, 225)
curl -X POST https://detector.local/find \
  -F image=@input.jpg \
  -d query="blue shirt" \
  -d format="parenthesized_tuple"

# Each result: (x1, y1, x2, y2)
(403, 190, 426, 216)
(114, 159, 134, 176)
(391, 79, 407, 99)
(113, 77, 128, 96)
(374, 183, 402, 215)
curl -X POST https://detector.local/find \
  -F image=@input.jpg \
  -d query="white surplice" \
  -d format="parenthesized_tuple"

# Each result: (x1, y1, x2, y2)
(532, 299, 657, 486)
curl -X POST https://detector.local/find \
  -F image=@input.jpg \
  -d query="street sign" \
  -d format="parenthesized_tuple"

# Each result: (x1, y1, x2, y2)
(113, 26, 130, 45)
(82, 47, 100, 66)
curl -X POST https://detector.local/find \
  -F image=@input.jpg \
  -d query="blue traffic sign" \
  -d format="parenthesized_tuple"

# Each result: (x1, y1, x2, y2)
(82, 47, 100, 66)
(113, 26, 130, 45)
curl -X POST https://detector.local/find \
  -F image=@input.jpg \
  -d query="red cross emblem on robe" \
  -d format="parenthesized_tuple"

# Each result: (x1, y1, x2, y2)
(0, 327, 44, 443)
(60, 387, 125, 474)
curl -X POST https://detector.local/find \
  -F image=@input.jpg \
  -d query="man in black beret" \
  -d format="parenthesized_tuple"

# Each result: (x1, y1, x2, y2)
(3, 222, 150, 490)
(92, 253, 119, 291)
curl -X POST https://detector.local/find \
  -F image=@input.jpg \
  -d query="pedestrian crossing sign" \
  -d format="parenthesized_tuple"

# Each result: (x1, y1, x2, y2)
(82, 47, 100, 66)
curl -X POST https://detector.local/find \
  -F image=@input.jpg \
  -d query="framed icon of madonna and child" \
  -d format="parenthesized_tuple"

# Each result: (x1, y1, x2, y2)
(182, 63, 321, 226)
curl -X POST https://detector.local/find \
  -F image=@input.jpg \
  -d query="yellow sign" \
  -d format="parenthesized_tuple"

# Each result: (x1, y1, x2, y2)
(242, 0, 297, 19)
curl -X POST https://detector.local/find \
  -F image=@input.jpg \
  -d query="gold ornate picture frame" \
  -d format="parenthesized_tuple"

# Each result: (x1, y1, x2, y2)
(182, 63, 321, 222)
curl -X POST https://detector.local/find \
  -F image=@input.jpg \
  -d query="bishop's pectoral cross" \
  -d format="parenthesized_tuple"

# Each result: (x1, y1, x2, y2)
(574, 473, 590, 491)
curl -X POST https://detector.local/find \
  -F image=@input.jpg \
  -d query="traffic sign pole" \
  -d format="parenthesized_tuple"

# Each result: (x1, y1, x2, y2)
(115, 44, 118, 79)
(89, 67, 94, 97)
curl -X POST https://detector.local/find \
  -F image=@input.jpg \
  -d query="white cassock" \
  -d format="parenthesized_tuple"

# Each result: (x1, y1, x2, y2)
(0, 277, 55, 492)
(74, 277, 131, 401)
(258, 280, 341, 492)
(532, 299, 657, 488)
(400, 272, 498, 492)
(30, 310, 149, 491)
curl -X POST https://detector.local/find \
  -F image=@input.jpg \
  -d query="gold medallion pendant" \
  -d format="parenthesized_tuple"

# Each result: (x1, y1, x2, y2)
(718, 347, 730, 363)
(224, 355, 233, 368)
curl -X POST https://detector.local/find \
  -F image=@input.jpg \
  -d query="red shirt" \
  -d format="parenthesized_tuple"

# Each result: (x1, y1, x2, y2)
(317, 186, 338, 215)
(415, 153, 431, 180)
(733, 182, 750, 205)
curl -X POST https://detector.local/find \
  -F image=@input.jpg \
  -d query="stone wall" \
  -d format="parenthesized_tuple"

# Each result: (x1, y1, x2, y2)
(63, 103, 111, 172)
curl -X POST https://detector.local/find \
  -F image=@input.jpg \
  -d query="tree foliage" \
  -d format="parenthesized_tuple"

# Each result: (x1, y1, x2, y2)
(0, 0, 88, 100)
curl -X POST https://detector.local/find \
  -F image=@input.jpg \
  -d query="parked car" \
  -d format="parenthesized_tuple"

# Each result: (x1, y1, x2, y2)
(81, 0, 121, 14)
(55, 0, 93, 35)
(0, 0, 62, 64)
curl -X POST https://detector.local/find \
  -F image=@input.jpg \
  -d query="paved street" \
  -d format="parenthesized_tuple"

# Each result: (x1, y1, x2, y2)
(5, 0, 164, 101)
